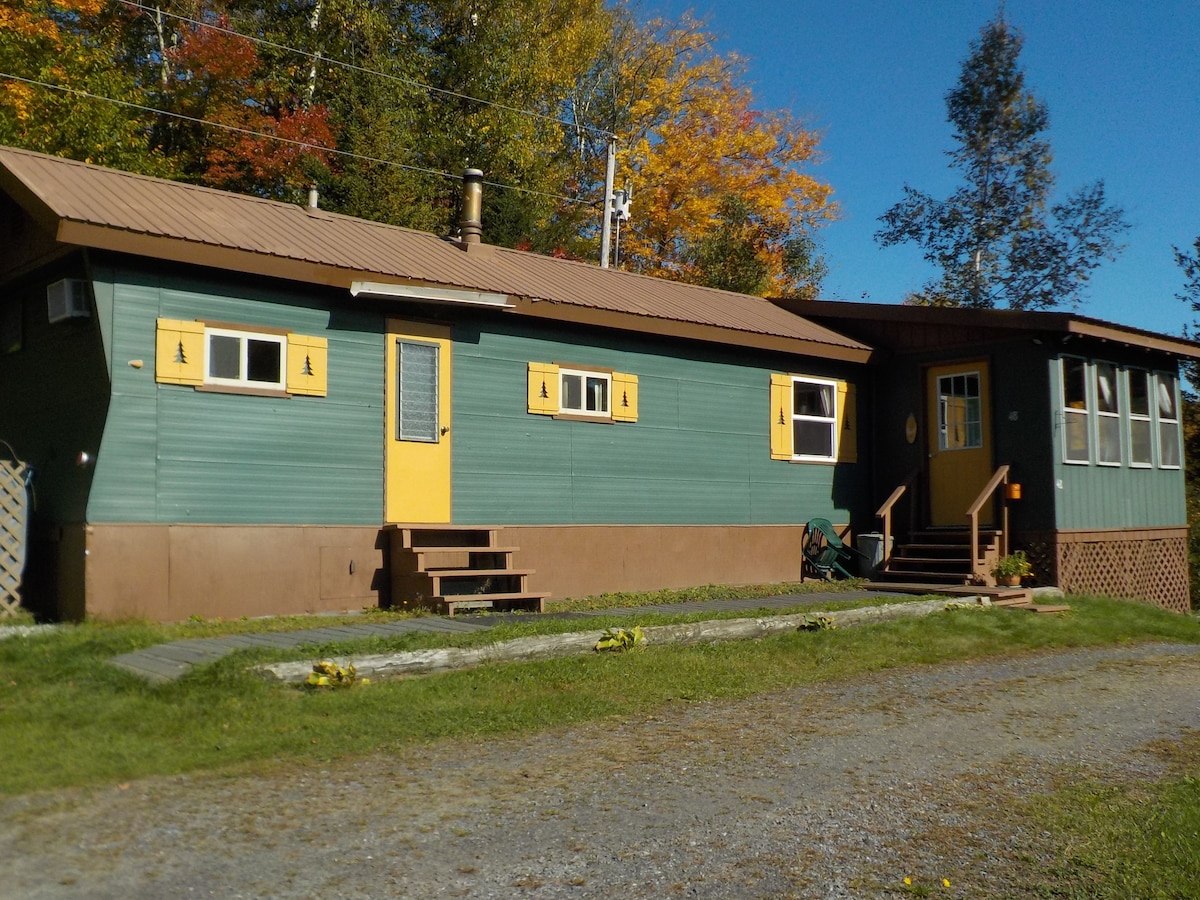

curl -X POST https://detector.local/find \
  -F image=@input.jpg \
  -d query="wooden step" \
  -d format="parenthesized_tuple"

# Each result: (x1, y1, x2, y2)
(882, 571, 973, 584)
(429, 569, 533, 596)
(441, 592, 550, 616)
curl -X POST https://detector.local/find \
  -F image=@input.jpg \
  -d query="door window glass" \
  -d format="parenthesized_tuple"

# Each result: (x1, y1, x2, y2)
(938, 372, 982, 451)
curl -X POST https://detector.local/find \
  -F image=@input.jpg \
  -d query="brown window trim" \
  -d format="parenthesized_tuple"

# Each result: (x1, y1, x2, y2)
(199, 319, 291, 336)
(553, 412, 614, 424)
(552, 361, 611, 374)
(195, 384, 291, 399)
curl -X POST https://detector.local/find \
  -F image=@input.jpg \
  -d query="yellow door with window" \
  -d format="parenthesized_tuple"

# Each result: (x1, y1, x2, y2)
(385, 319, 452, 523)
(927, 362, 993, 526)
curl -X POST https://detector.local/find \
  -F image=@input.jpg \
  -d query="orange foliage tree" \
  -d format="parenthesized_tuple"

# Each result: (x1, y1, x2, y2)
(157, 13, 334, 199)
(579, 14, 836, 296)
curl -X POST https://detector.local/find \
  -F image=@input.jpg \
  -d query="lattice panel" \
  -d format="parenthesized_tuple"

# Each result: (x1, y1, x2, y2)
(1057, 535, 1190, 613)
(1017, 538, 1056, 588)
(0, 460, 29, 618)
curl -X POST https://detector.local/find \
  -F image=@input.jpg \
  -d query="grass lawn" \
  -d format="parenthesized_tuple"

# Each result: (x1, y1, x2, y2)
(1, 588, 1197, 798)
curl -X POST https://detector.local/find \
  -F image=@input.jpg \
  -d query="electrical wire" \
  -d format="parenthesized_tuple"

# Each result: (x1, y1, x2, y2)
(115, 0, 615, 141)
(0, 72, 593, 206)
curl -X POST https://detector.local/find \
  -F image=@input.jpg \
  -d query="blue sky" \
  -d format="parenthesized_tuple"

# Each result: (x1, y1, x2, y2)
(643, 0, 1199, 338)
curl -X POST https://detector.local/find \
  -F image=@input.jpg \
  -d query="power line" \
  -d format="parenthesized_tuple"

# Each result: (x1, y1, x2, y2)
(115, 0, 615, 141)
(0, 72, 592, 207)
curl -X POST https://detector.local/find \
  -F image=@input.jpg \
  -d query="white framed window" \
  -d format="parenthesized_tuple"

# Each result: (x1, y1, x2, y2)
(560, 368, 611, 418)
(936, 371, 983, 451)
(205, 326, 286, 390)
(1094, 361, 1122, 466)
(792, 376, 838, 461)
(1061, 357, 1090, 464)
(1127, 368, 1153, 467)
(1156, 372, 1181, 468)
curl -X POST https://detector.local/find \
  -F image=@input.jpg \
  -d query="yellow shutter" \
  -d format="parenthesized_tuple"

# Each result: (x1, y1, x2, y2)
(770, 373, 793, 460)
(836, 381, 858, 463)
(287, 333, 328, 396)
(527, 362, 559, 414)
(611, 372, 639, 422)
(155, 318, 205, 385)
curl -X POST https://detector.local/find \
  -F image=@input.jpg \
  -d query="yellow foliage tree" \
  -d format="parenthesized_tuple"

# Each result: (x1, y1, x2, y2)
(0, 0, 171, 174)
(593, 17, 835, 296)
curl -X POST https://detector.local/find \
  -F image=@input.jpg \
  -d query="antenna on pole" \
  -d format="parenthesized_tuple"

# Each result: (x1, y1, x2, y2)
(599, 137, 616, 268)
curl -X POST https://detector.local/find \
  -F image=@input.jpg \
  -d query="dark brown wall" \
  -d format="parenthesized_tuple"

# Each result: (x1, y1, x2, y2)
(500, 524, 819, 602)
(84, 524, 386, 621)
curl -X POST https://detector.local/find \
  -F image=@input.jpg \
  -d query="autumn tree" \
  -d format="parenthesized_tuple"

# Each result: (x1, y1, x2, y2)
(155, 11, 334, 199)
(876, 15, 1128, 310)
(0, 0, 169, 173)
(573, 12, 833, 295)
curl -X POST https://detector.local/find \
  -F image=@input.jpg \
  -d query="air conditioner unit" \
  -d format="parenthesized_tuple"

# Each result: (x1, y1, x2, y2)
(46, 279, 91, 324)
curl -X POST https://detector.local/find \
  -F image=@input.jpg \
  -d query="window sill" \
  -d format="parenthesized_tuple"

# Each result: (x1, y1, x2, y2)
(553, 412, 614, 424)
(196, 384, 291, 399)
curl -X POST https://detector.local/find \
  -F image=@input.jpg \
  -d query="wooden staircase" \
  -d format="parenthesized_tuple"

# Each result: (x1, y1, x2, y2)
(387, 527, 549, 616)
(878, 527, 1002, 586)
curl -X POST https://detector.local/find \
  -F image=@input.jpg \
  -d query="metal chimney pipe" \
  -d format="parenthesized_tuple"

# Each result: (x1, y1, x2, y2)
(307, 185, 319, 209)
(459, 168, 484, 244)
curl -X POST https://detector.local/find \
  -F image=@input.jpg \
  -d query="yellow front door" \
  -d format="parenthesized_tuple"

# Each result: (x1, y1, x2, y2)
(927, 362, 993, 527)
(385, 319, 452, 523)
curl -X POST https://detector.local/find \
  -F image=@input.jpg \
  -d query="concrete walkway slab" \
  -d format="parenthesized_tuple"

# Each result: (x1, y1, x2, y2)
(105, 590, 959, 684)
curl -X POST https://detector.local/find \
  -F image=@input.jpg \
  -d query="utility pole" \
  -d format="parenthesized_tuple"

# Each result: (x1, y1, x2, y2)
(599, 138, 616, 268)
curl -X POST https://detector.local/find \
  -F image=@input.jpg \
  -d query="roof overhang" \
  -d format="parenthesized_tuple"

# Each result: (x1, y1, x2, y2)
(778, 298, 1200, 361)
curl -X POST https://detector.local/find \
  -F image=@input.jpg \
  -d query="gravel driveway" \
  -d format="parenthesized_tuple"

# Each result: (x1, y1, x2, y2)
(4, 642, 1200, 899)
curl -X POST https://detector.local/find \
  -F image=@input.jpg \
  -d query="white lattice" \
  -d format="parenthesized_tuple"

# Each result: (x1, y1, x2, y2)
(0, 460, 28, 617)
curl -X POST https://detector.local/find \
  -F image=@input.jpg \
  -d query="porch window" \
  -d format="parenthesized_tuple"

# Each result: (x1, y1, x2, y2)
(1095, 362, 1121, 465)
(1128, 369, 1153, 467)
(792, 377, 838, 461)
(1062, 357, 1090, 464)
(936, 372, 982, 451)
(1157, 372, 1181, 468)
(396, 339, 439, 442)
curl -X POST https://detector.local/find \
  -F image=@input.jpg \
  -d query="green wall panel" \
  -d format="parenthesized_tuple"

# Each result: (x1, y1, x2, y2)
(87, 261, 385, 525)
(451, 318, 860, 526)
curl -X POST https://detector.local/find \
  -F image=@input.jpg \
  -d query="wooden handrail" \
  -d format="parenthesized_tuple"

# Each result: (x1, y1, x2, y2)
(875, 470, 918, 567)
(967, 464, 1010, 580)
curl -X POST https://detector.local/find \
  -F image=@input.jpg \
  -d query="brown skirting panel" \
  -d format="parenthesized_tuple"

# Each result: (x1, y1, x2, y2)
(1016, 527, 1190, 613)
(496, 524, 816, 603)
(84, 524, 387, 621)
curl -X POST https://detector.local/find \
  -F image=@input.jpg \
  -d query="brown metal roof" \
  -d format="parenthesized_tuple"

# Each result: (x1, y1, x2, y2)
(0, 146, 870, 361)
(779, 298, 1200, 360)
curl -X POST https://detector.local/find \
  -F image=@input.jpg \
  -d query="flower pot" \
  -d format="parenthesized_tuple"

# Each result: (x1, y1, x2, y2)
(998, 574, 1021, 587)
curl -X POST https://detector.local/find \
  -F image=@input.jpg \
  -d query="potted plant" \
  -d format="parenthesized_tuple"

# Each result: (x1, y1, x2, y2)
(992, 550, 1032, 587)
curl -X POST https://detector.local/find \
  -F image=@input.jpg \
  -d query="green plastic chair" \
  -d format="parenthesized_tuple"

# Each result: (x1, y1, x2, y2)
(801, 518, 860, 581)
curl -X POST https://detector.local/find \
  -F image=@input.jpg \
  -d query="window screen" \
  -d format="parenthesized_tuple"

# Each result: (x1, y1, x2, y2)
(396, 339, 439, 442)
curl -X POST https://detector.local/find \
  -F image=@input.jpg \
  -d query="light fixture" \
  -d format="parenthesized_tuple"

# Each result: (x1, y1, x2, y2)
(350, 282, 511, 308)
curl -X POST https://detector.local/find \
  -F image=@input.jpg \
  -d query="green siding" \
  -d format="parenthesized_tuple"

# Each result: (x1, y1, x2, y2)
(1048, 354, 1186, 530)
(451, 319, 866, 526)
(87, 262, 384, 525)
